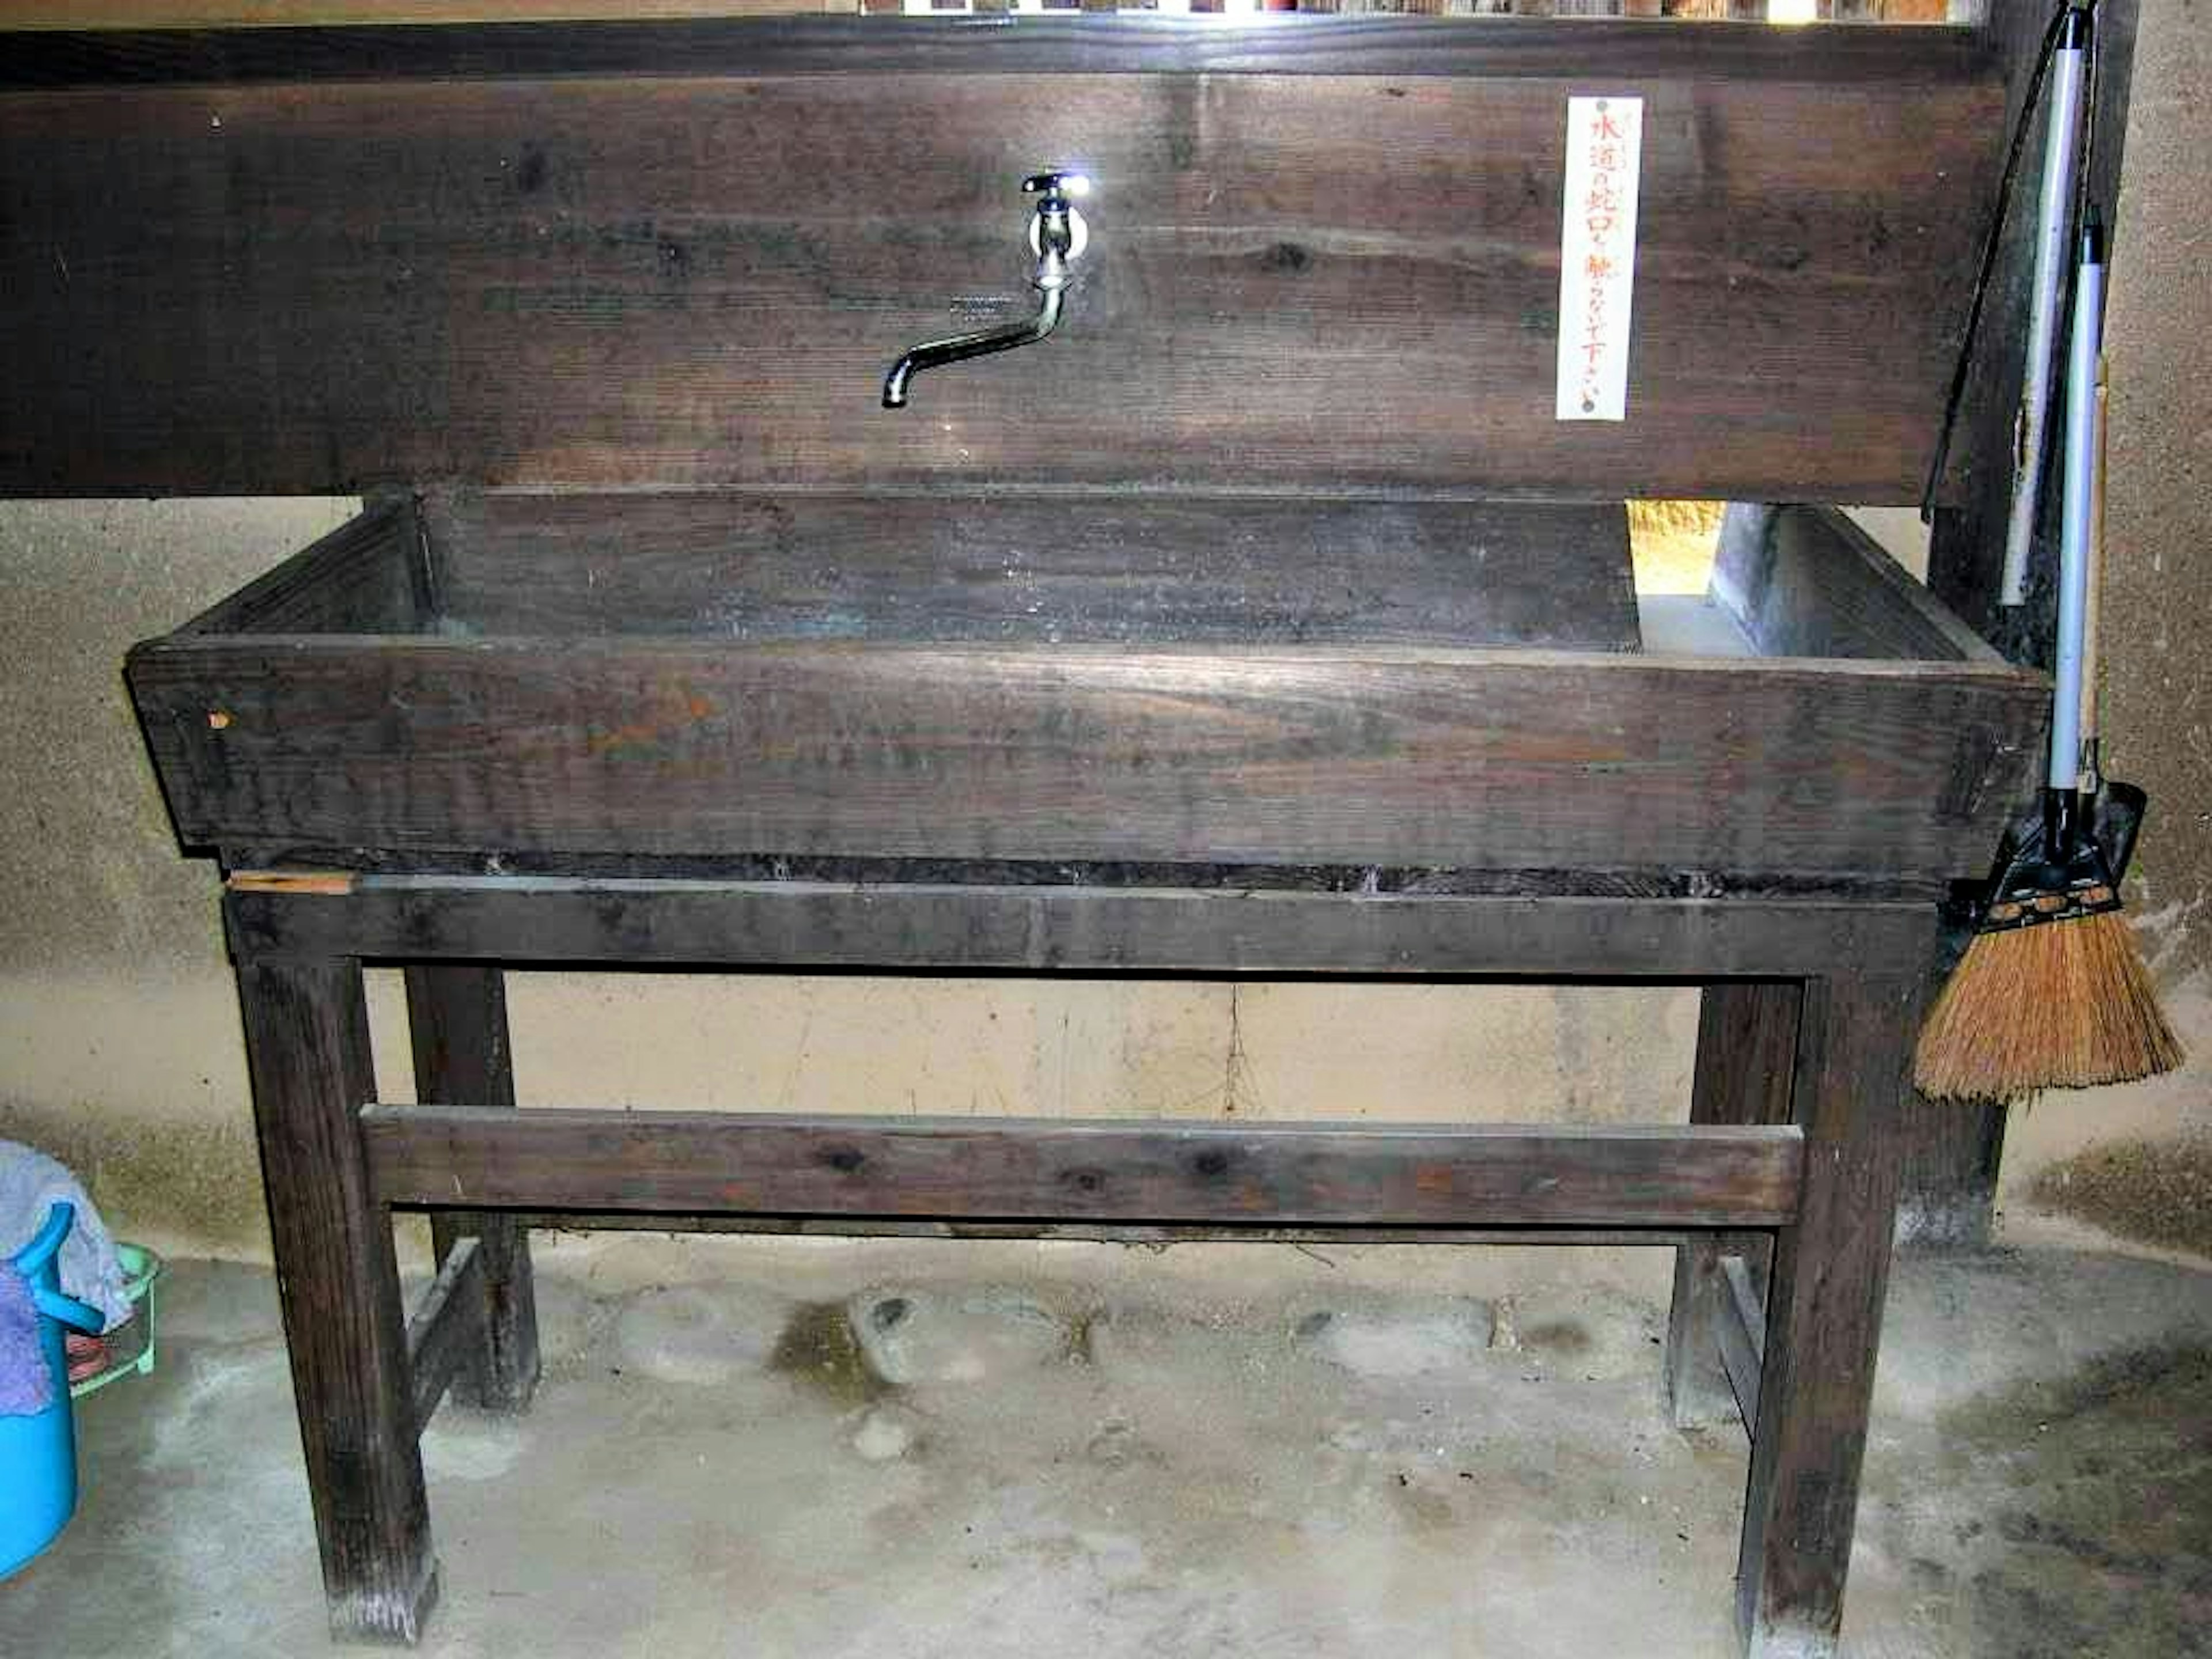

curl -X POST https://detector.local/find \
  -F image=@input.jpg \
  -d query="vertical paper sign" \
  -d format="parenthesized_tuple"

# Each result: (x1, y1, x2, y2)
(1556, 95, 1643, 423)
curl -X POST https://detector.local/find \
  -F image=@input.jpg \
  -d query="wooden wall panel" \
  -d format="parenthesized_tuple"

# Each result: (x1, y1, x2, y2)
(0, 20, 2002, 498)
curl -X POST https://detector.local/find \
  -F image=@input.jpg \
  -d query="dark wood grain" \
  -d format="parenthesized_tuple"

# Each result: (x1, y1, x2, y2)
(1896, 1091, 2006, 1245)
(403, 965, 540, 1413)
(1, 32, 2002, 499)
(224, 854, 1951, 902)
(226, 875, 1941, 979)
(1738, 970, 1919, 1657)
(1691, 983, 1805, 1127)
(1664, 978, 1798, 1431)
(403, 1235, 484, 1438)
(235, 958, 436, 1644)
(177, 498, 427, 637)
(1710, 505, 2002, 663)
(0, 16, 1999, 90)
(422, 490, 1641, 652)
(130, 639, 2046, 880)
(361, 1107, 1806, 1228)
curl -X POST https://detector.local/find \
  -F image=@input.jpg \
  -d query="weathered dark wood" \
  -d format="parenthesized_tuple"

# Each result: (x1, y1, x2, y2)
(403, 1236, 484, 1438)
(1692, 984, 1804, 1127)
(0, 16, 1999, 90)
(421, 490, 1642, 652)
(1930, 0, 2139, 656)
(1896, 1103, 2005, 1247)
(1710, 505, 2002, 663)
(497, 1212, 1717, 1248)
(2, 24, 2002, 499)
(228, 851, 1955, 902)
(362, 1107, 1807, 1228)
(1894, 911, 2005, 1247)
(176, 498, 427, 638)
(131, 639, 2046, 880)
(1715, 1249, 1766, 1436)
(1664, 979, 1798, 1431)
(403, 965, 540, 1413)
(235, 959, 435, 1645)
(1738, 972, 1918, 1658)
(226, 877, 1943, 979)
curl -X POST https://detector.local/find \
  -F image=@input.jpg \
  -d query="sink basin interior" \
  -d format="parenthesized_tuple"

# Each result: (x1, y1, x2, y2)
(414, 491, 1645, 654)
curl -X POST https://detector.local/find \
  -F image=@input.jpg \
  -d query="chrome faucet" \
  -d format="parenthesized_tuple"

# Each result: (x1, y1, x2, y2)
(882, 171, 1090, 410)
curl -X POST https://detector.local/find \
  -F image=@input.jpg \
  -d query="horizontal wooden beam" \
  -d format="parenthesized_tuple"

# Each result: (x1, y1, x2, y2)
(134, 639, 2044, 880)
(493, 1211, 1722, 1250)
(361, 1107, 1805, 1228)
(403, 1234, 484, 1438)
(227, 876, 1940, 978)
(0, 17, 1995, 89)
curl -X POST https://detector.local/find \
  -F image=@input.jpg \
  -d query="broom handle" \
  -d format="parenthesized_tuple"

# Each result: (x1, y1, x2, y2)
(2049, 211, 2106, 794)
(2079, 353, 2108, 789)
(2001, 5, 2094, 608)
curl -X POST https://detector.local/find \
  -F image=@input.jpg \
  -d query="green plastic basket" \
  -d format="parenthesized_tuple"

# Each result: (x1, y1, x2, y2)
(69, 1243, 162, 1401)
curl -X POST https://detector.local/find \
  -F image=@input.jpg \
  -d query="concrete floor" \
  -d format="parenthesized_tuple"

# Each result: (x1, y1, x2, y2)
(3, 1234, 2207, 1658)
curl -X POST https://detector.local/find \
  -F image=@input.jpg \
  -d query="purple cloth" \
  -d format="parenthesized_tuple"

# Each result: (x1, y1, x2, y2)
(0, 1141, 129, 1331)
(0, 1263, 52, 1416)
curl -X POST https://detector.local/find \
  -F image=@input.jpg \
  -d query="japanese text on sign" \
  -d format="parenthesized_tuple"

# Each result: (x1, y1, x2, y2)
(1556, 96, 1643, 423)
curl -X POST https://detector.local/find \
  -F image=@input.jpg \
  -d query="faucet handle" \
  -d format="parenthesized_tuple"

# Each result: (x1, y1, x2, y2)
(1022, 171, 1090, 274)
(1021, 171, 1091, 203)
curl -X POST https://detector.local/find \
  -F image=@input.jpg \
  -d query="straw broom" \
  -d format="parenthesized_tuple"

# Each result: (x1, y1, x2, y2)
(1914, 214, 2184, 1104)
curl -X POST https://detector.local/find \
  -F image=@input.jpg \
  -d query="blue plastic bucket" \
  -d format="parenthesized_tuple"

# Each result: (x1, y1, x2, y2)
(1, 1203, 105, 1578)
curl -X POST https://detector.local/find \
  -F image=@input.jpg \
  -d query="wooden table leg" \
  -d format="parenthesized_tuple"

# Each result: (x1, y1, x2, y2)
(404, 965, 540, 1412)
(1736, 971, 1917, 1658)
(1664, 980, 1798, 1429)
(237, 958, 437, 1645)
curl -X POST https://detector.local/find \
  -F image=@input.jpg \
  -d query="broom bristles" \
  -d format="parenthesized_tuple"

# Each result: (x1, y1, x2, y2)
(1914, 910, 2186, 1105)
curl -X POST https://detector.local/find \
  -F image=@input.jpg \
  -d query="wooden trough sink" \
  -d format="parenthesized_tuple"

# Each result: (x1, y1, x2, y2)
(128, 492, 2040, 889)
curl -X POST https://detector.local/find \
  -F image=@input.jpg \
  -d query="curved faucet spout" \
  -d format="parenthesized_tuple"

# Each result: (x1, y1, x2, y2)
(882, 169, 1088, 410)
(882, 283, 1065, 410)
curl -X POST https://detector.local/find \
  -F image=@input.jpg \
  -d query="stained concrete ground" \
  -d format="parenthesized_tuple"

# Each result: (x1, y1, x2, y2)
(3, 1235, 2207, 1659)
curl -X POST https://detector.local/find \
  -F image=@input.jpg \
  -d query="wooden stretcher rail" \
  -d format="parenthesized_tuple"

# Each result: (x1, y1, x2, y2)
(1718, 1249, 1767, 1434)
(490, 1213, 1725, 1249)
(226, 877, 1942, 977)
(402, 1235, 484, 1438)
(359, 1106, 1807, 1228)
